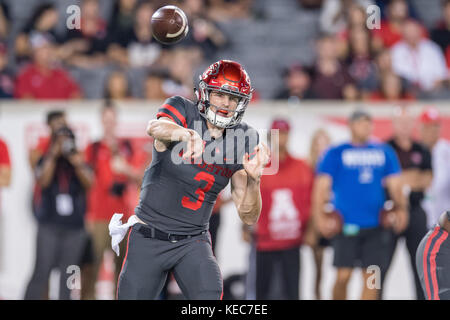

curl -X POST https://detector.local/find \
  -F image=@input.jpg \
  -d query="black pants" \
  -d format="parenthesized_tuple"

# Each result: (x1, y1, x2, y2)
(380, 204, 428, 300)
(209, 212, 221, 254)
(117, 224, 222, 300)
(255, 247, 300, 300)
(24, 223, 87, 300)
(332, 227, 391, 269)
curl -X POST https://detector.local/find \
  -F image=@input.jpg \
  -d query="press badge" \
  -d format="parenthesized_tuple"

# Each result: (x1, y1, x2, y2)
(56, 194, 74, 216)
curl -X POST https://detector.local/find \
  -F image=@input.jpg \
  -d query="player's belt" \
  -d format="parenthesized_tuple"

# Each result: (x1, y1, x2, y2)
(136, 224, 207, 243)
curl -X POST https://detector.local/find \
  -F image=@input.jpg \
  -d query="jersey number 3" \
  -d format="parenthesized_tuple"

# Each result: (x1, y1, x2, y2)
(181, 172, 215, 211)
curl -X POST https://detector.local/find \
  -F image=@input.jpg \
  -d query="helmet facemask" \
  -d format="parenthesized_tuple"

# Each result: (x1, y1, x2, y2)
(207, 89, 250, 129)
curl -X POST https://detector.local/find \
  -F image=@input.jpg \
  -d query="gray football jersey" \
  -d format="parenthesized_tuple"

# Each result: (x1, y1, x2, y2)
(135, 96, 259, 235)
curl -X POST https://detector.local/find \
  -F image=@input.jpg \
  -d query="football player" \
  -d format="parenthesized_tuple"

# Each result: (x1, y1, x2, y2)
(115, 60, 269, 300)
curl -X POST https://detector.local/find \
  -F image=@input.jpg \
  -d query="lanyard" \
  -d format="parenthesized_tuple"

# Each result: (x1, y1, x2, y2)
(57, 162, 72, 194)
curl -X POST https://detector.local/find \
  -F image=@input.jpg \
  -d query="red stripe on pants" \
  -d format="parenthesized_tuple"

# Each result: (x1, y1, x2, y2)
(430, 231, 449, 300)
(208, 230, 223, 300)
(423, 227, 440, 300)
(116, 227, 133, 300)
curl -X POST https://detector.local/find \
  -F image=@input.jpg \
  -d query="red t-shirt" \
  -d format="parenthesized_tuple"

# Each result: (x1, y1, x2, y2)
(372, 20, 429, 48)
(0, 139, 10, 166)
(0, 138, 10, 215)
(34, 136, 51, 154)
(85, 140, 140, 222)
(445, 46, 450, 69)
(255, 154, 314, 251)
(15, 64, 81, 99)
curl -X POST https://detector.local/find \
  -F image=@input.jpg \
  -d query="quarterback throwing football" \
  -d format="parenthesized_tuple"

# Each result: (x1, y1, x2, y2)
(115, 60, 269, 300)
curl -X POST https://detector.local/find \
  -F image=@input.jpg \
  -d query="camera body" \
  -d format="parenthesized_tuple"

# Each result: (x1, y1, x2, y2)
(110, 181, 126, 197)
(54, 126, 77, 156)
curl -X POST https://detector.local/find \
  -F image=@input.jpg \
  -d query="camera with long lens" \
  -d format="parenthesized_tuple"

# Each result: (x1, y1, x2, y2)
(54, 126, 77, 156)
(109, 181, 126, 197)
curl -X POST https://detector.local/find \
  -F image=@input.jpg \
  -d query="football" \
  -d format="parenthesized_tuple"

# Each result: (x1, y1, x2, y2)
(151, 5, 189, 45)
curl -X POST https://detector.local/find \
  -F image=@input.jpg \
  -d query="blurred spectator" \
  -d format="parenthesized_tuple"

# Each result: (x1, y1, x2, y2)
(368, 49, 413, 100)
(419, 107, 450, 229)
(0, 2, 10, 41)
(335, 4, 370, 58)
(29, 111, 65, 170)
(0, 135, 11, 187)
(14, 3, 60, 67)
(82, 102, 143, 300)
(430, 0, 450, 70)
(310, 34, 359, 100)
(0, 42, 14, 98)
(319, 0, 373, 35)
(62, 0, 110, 68)
(144, 69, 171, 100)
(25, 110, 93, 300)
(108, 0, 138, 37)
(273, 64, 315, 101)
(374, 48, 393, 75)
(345, 28, 378, 97)
(207, 0, 254, 22)
(161, 47, 200, 99)
(368, 71, 415, 101)
(0, 131, 10, 285)
(382, 106, 432, 300)
(372, 0, 427, 51)
(391, 19, 448, 93)
(103, 70, 132, 100)
(314, 109, 407, 300)
(14, 33, 82, 99)
(298, 0, 324, 10)
(108, 0, 164, 68)
(180, 0, 228, 60)
(254, 118, 313, 300)
(303, 128, 331, 300)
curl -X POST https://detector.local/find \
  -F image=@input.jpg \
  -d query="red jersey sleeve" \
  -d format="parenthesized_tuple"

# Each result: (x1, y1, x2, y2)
(84, 143, 94, 167)
(14, 68, 33, 99)
(0, 139, 11, 166)
(156, 96, 188, 128)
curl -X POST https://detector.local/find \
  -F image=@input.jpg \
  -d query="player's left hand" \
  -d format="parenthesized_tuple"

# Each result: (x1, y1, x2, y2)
(242, 143, 270, 182)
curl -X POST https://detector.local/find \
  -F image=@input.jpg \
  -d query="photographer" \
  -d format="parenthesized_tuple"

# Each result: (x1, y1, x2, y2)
(25, 110, 93, 300)
(81, 101, 143, 300)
